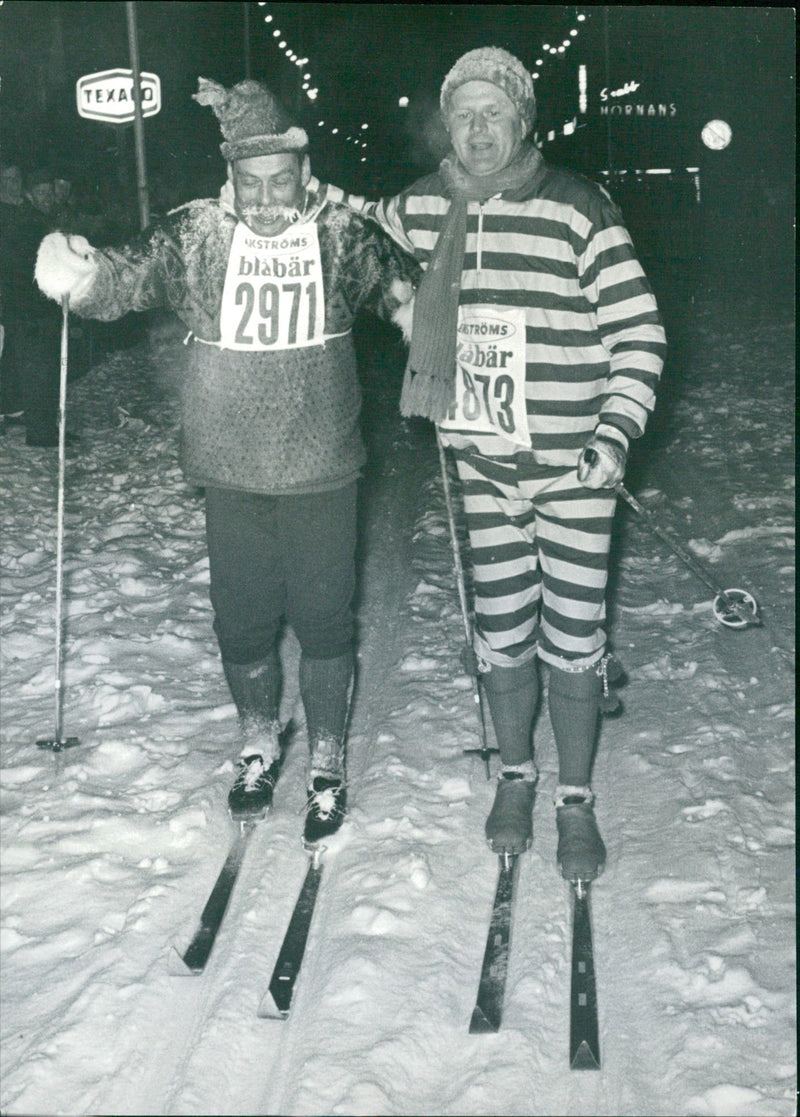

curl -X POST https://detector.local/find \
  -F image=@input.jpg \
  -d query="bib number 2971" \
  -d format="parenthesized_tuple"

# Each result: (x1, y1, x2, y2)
(234, 280, 318, 347)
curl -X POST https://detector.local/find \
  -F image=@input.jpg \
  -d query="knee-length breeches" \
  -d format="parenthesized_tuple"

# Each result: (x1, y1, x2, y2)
(205, 484, 357, 664)
(453, 453, 617, 671)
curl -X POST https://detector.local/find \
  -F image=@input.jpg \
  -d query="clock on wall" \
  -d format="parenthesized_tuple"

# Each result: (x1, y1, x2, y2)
(701, 119, 733, 150)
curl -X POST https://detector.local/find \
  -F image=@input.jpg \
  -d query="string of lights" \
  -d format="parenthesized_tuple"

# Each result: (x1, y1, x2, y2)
(255, 2, 370, 163)
(533, 9, 589, 146)
(532, 8, 588, 81)
(252, 5, 592, 159)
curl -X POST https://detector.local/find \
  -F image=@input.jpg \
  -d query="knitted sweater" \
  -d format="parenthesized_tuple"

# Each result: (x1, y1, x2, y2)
(321, 162, 666, 465)
(70, 188, 420, 494)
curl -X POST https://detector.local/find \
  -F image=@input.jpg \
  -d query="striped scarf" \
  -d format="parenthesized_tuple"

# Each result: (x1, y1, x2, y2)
(400, 142, 544, 423)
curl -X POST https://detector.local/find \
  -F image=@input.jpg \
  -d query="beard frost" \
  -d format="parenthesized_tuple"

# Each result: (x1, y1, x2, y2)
(240, 203, 301, 229)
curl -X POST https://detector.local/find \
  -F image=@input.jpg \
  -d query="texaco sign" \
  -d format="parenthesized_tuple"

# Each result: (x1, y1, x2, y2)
(76, 69, 161, 123)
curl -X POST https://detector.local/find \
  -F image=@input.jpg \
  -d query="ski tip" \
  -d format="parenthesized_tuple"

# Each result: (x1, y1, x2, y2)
(570, 1039, 601, 1070)
(257, 991, 289, 1020)
(469, 1006, 500, 1034)
(168, 946, 201, 977)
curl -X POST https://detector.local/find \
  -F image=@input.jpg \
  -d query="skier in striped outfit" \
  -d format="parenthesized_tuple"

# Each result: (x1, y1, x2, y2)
(332, 48, 666, 880)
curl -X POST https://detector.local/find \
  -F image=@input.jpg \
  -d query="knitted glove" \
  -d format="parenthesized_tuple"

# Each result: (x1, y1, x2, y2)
(577, 430, 627, 489)
(35, 232, 98, 306)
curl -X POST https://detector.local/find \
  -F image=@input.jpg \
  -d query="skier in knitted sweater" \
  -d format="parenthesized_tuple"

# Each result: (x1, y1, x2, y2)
(329, 48, 666, 881)
(34, 79, 420, 842)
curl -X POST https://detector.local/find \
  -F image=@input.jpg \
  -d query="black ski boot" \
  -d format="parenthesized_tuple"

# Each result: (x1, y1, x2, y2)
(555, 785, 606, 882)
(228, 747, 281, 820)
(485, 761, 538, 854)
(304, 734, 346, 843)
(222, 656, 284, 819)
(304, 776, 347, 843)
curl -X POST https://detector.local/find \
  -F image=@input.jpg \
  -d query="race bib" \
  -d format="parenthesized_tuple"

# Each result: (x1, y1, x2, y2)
(219, 221, 326, 350)
(438, 305, 531, 448)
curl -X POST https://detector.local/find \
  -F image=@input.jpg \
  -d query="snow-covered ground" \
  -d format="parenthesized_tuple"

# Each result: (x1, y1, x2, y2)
(0, 294, 795, 1117)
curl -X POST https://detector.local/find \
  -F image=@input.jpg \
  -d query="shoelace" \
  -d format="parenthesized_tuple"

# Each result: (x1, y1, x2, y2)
(235, 756, 265, 791)
(308, 785, 341, 819)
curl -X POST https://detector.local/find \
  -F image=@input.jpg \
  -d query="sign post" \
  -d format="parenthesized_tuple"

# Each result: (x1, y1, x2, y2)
(75, 10, 158, 232)
(125, 1, 150, 232)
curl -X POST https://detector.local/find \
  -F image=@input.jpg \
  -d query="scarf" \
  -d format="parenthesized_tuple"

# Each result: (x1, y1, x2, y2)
(400, 142, 545, 423)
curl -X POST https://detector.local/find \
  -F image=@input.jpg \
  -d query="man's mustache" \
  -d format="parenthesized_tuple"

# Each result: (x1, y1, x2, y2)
(240, 203, 301, 226)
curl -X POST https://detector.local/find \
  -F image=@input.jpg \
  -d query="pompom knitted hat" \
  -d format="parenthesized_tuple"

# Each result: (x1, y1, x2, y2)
(193, 77, 308, 162)
(440, 47, 536, 132)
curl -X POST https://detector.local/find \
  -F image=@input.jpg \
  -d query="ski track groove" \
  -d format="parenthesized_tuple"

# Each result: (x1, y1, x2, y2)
(260, 414, 440, 1116)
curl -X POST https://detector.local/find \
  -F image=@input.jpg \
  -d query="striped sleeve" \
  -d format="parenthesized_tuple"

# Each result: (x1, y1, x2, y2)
(315, 176, 372, 214)
(368, 194, 419, 256)
(311, 176, 419, 258)
(578, 194, 666, 442)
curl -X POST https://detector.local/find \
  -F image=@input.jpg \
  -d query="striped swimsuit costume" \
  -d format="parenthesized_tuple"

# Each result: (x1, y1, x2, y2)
(322, 162, 666, 668)
(453, 451, 616, 669)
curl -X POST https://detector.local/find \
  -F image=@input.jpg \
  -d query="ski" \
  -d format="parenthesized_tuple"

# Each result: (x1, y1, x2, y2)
(569, 881, 600, 1069)
(469, 853, 520, 1033)
(170, 723, 294, 976)
(169, 820, 257, 975)
(257, 846, 324, 1019)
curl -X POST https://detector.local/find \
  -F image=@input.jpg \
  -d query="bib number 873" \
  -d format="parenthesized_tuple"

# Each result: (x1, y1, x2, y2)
(235, 280, 318, 346)
(451, 367, 516, 434)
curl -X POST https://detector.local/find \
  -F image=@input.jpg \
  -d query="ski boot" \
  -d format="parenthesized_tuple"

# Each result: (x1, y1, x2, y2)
(228, 719, 282, 820)
(485, 761, 538, 855)
(555, 785, 606, 882)
(304, 734, 346, 843)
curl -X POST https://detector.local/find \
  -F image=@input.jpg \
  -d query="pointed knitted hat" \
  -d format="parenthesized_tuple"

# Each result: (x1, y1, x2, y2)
(440, 47, 536, 132)
(193, 77, 309, 161)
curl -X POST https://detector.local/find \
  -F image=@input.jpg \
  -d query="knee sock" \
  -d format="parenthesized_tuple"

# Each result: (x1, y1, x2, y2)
(548, 665, 601, 787)
(480, 658, 539, 767)
(299, 650, 354, 745)
(222, 648, 281, 730)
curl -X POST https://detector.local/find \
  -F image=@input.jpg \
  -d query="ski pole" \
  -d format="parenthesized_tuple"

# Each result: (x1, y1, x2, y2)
(615, 483, 723, 595)
(614, 482, 759, 628)
(436, 433, 496, 777)
(37, 295, 80, 758)
(598, 462, 760, 629)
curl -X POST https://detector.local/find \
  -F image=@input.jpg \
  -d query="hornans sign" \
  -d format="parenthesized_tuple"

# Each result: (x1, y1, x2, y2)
(599, 80, 677, 120)
(76, 69, 161, 123)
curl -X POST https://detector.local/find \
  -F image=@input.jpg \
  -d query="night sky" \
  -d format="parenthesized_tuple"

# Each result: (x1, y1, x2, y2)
(0, 2, 794, 292)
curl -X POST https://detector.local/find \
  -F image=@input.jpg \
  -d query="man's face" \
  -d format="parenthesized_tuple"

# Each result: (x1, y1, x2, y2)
(54, 178, 72, 206)
(1, 166, 23, 204)
(231, 152, 308, 236)
(28, 182, 56, 216)
(444, 80, 526, 177)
